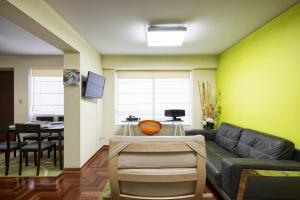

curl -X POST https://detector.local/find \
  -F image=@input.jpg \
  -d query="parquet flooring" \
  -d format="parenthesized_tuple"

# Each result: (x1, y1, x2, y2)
(0, 146, 222, 200)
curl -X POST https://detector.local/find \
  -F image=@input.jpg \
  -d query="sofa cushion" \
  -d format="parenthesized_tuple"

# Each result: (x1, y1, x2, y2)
(206, 141, 239, 186)
(215, 123, 243, 153)
(236, 129, 295, 160)
(206, 141, 238, 156)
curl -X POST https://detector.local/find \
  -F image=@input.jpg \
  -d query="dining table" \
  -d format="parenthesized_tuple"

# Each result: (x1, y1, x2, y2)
(8, 122, 64, 170)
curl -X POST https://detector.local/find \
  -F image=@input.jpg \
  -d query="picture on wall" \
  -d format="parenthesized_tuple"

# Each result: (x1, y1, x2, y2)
(63, 69, 80, 86)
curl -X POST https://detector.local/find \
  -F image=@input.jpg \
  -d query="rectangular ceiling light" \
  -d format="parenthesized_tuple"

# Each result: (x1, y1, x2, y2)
(146, 25, 187, 47)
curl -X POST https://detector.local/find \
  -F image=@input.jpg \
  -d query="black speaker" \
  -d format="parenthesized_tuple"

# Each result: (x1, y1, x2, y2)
(164, 109, 185, 121)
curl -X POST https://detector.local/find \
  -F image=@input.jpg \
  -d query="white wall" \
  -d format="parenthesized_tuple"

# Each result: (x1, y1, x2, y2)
(63, 53, 81, 168)
(192, 69, 216, 129)
(102, 55, 217, 70)
(79, 51, 103, 166)
(6, 0, 105, 168)
(0, 55, 63, 123)
(103, 69, 116, 143)
(102, 55, 217, 141)
(63, 52, 103, 168)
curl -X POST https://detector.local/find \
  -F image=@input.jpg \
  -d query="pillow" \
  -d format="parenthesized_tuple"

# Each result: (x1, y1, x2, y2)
(215, 123, 243, 153)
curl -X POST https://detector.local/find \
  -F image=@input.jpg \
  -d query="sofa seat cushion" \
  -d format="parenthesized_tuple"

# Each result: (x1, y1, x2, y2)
(236, 129, 295, 160)
(206, 142, 239, 186)
(215, 123, 243, 153)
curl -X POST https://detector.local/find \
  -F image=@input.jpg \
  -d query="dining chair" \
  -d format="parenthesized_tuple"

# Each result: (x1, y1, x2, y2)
(47, 131, 64, 158)
(58, 116, 64, 121)
(22, 116, 54, 142)
(47, 116, 64, 157)
(15, 124, 57, 176)
(48, 132, 64, 141)
(0, 124, 27, 176)
(48, 115, 64, 141)
(36, 116, 54, 122)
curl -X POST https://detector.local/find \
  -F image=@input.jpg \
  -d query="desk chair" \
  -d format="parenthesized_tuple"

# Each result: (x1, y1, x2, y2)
(0, 124, 27, 175)
(16, 124, 57, 176)
(103, 136, 212, 200)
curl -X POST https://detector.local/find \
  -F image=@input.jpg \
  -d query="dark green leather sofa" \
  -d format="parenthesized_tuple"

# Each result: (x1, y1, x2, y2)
(186, 123, 300, 200)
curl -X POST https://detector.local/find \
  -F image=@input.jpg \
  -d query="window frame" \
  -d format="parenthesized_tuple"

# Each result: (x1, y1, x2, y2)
(115, 71, 192, 125)
(31, 68, 64, 116)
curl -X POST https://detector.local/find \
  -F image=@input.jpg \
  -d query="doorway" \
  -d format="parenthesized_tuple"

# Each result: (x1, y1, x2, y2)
(0, 70, 14, 124)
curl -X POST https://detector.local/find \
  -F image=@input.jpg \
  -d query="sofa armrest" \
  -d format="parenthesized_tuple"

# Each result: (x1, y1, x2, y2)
(185, 129, 217, 141)
(221, 158, 300, 198)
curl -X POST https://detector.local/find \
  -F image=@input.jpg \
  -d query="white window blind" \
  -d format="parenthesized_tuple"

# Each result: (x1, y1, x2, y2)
(31, 68, 64, 115)
(116, 71, 191, 124)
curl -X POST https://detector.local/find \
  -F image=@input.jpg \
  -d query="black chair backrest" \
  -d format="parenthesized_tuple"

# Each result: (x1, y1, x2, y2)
(58, 116, 64, 121)
(15, 124, 41, 132)
(0, 124, 14, 149)
(15, 124, 42, 144)
(36, 116, 54, 122)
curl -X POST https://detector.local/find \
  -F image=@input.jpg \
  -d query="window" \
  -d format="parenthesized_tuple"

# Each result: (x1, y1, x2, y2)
(31, 68, 64, 115)
(116, 71, 191, 124)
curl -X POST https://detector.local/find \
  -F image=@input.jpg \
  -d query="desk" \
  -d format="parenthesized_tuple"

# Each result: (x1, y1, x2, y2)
(122, 120, 185, 136)
(122, 120, 138, 136)
(160, 120, 185, 136)
(8, 123, 64, 170)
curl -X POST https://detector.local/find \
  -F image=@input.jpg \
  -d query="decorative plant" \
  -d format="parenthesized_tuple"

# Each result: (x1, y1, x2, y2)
(198, 81, 222, 129)
(214, 92, 222, 127)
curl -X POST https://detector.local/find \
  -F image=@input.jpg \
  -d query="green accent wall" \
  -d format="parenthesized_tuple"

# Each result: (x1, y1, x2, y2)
(217, 3, 300, 148)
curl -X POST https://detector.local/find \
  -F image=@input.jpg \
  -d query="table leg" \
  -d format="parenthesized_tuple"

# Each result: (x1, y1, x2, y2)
(179, 122, 184, 136)
(123, 123, 127, 136)
(58, 131, 63, 170)
(129, 122, 132, 136)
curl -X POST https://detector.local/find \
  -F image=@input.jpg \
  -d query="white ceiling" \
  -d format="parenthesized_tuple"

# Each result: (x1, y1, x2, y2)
(0, 16, 62, 55)
(46, 0, 299, 55)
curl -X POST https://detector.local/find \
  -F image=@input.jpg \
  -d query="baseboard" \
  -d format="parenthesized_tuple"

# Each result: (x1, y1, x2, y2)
(63, 145, 108, 172)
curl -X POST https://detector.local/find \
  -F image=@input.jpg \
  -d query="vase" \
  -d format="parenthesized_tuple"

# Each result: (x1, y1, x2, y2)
(204, 122, 215, 130)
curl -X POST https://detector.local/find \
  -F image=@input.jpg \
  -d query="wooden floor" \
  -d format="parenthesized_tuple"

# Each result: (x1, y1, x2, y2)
(0, 147, 222, 200)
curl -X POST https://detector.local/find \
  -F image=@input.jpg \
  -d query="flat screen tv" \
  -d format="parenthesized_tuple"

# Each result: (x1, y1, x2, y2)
(84, 71, 105, 98)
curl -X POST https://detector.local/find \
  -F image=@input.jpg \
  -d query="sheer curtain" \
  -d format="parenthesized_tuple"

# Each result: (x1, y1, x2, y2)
(116, 71, 191, 124)
(31, 68, 64, 116)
